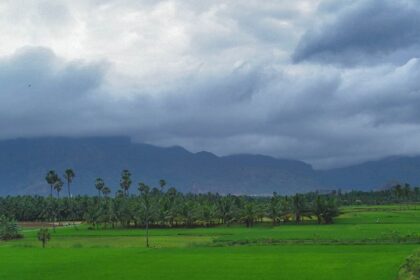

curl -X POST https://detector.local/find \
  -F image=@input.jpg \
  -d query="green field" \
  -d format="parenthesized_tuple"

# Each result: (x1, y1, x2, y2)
(1, 205, 420, 280)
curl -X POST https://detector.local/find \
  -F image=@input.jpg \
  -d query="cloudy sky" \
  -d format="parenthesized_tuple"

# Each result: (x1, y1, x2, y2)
(1, 0, 420, 169)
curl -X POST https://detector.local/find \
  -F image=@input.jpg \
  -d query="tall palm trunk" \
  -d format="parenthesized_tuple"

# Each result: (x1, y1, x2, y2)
(67, 181, 71, 198)
(146, 219, 149, 248)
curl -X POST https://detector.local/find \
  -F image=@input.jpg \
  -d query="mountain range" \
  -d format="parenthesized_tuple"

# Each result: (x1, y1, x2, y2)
(0, 136, 418, 195)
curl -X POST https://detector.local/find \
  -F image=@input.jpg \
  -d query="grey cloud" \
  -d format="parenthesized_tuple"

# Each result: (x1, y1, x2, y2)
(2, 1, 420, 170)
(0, 47, 107, 138)
(3, 47, 420, 169)
(293, 0, 420, 65)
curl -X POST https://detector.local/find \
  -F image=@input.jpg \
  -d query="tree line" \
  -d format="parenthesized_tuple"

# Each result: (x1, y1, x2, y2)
(0, 169, 341, 230)
(2, 169, 418, 234)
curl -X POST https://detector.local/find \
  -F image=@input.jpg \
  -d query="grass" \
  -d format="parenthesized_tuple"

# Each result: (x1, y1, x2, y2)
(1, 204, 420, 279)
(0, 245, 415, 280)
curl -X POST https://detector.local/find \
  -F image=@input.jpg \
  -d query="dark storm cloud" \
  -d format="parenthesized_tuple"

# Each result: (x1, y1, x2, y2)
(0, 47, 107, 138)
(293, 0, 420, 65)
(2, 1, 420, 169)
(3, 46, 420, 169)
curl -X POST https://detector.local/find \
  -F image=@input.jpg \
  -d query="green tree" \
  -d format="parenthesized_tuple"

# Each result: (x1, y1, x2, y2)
(322, 197, 339, 224)
(120, 170, 132, 196)
(37, 228, 51, 248)
(95, 178, 105, 198)
(292, 194, 307, 224)
(63, 169, 75, 198)
(394, 184, 403, 201)
(403, 183, 411, 200)
(313, 195, 324, 224)
(45, 170, 58, 197)
(138, 182, 152, 247)
(267, 192, 280, 225)
(102, 186, 111, 197)
(0, 215, 21, 240)
(217, 195, 235, 225)
(159, 179, 166, 192)
(241, 201, 256, 228)
(54, 178, 64, 198)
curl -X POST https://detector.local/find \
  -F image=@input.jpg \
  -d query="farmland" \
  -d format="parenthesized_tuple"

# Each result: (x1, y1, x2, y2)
(1, 204, 419, 280)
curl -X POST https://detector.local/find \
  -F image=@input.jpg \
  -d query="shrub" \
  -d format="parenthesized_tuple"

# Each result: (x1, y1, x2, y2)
(0, 215, 23, 240)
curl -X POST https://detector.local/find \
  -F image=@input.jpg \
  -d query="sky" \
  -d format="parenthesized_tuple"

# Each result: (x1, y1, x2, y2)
(1, 0, 420, 169)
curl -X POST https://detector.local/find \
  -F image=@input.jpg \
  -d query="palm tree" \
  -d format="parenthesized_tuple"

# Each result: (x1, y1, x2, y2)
(120, 170, 132, 196)
(200, 202, 217, 227)
(102, 186, 111, 197)
(45, 170, 58, 197)
(394, 184, 403, 201)
(414, 187, 420, 201)
(242, 201, 256, 228)
(292, 194, 306, 224)
(159, 179, 166, 192)
(313, 195, 324, 224)
(63, 169, 75, 198)
(53, 178, 64, 198)
(95, 178, 105, 198)
(267, 192, 280, 225)
(138, 182, 151, 247)
(322, 197, 339, 224)
(37, 228, 51, 248)
(63, 169, 76, 227)
(403, 183, 411, 200)
(217, 195, 235, 225)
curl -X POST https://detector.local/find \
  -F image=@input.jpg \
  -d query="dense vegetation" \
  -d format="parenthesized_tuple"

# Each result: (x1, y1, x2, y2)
(1, 169, 341, 229)
(2, 169, 418, 231)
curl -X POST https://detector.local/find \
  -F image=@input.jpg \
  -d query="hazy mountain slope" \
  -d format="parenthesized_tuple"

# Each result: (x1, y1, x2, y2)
(318, 156, 420, 190)
(1, 137, 419, 195)
(0, 137, 318, 195)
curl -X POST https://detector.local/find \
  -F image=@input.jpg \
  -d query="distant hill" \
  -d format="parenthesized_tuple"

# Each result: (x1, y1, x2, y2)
(0, 137, 318, 195)
(317, 156, 420, 190)
(0, 137, 418, 195)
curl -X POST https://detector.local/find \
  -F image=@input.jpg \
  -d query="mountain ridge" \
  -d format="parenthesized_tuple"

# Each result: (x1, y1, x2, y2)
(0, 136, 418, 195)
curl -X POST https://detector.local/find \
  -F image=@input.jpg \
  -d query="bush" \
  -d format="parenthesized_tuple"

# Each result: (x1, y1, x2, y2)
(0, 215, 23, 240)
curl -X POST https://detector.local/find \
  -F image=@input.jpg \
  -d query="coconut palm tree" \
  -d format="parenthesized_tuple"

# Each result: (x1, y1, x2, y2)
(217, 195, 235, 225)
(159, 179, 166, 192)
(267, 192, 280, 225)
(63, 169, 75, 198)
(102, 186, 111, 197)
(241, 201, 256, 228)
(95, 178, 105, 198)
(138, 182, 151, 247)
(45, 170, 58, 197)
(53, 178, 64, 198)
(63, 168, 76, 226)
(120, 170, 132, 196)
(313, 195, 324, 224)
(292, 194, 306, 224)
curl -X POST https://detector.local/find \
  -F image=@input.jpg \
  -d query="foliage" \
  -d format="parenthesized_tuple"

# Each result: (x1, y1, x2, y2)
(398, 250, 420, 280)
(5, 170, 419, 230)
(0, 215, 22, 240)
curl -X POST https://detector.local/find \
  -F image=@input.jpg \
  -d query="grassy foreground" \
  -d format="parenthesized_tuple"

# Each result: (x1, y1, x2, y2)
(1, 204, 420, 280)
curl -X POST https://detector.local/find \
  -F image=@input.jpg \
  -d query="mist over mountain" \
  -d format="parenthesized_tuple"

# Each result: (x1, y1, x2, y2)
(0, 137, 418, 196)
